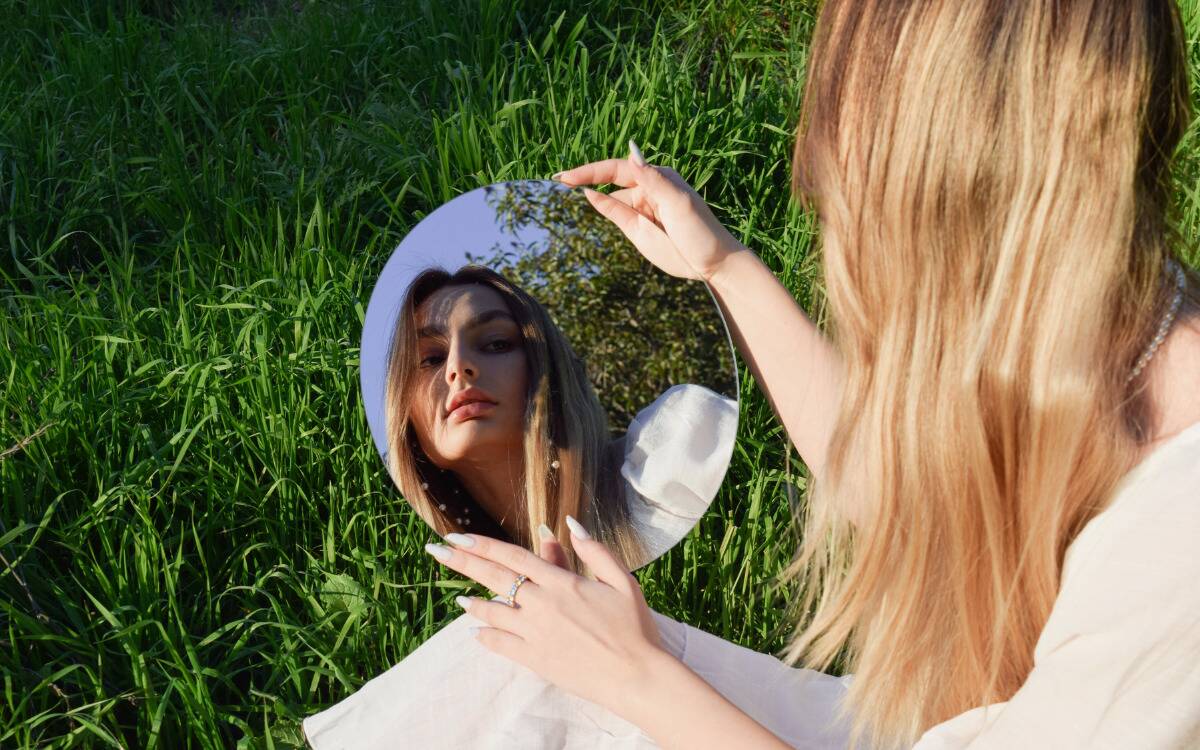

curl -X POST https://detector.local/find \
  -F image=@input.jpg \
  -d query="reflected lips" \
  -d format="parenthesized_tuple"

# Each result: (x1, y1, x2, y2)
(446, 388, 497, 422)
(450, 401, 496, 421)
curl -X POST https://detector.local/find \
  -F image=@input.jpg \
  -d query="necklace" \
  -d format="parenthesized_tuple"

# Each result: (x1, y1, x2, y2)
(1127, 258, 1187, 385)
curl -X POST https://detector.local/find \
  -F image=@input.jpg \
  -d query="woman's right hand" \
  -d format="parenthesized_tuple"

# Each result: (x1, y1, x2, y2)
(551, 141, 747, 282)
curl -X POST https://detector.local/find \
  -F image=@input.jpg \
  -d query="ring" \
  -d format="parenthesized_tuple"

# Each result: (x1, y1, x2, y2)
(504, 573, 529, 608)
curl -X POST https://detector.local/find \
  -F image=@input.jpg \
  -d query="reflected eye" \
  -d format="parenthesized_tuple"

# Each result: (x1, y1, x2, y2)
(418, 336, 516, 367)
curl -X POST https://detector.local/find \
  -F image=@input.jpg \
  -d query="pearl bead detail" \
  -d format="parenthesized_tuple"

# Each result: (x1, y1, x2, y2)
(1127, 259, 1187, 385)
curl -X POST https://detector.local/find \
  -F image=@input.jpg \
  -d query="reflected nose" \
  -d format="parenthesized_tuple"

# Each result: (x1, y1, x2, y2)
(444, 338, 477, 386)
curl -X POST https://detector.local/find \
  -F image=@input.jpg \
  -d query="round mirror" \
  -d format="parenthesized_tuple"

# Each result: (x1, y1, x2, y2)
(360, 179, 738, 571)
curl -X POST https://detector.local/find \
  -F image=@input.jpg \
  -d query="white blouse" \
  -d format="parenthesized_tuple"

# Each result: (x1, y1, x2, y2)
(912, 417, 1200, 748)
(304, 416, 1199, 749)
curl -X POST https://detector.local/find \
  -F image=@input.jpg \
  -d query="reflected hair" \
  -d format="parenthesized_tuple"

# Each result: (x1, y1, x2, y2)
(383, 264, 647, 574)
(783, 1, 1199, 748)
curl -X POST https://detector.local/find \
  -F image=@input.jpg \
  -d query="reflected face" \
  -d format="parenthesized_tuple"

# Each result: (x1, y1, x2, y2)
(408, 284, 529, 468)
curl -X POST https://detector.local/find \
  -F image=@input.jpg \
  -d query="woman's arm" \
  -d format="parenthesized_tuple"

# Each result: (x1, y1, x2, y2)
(706, 246, 844, 481)
(557, 150, 844, 481)
(615, 649, 796, 750)
(436, 531, 805, 750)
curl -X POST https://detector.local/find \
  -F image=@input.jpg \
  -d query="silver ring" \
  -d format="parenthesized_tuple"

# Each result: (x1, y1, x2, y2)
(504, 574, 528, 608)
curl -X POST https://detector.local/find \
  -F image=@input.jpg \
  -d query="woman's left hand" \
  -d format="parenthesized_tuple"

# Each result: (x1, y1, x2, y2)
(425, 518, 670, 717)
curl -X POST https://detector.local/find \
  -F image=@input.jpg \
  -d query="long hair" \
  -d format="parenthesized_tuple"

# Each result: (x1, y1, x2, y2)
(383, 264, 647, 574)
(782, 2, 1200, 747)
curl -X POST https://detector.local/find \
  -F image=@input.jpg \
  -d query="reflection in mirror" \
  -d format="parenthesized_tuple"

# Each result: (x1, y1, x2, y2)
(359, 180, 738, 573)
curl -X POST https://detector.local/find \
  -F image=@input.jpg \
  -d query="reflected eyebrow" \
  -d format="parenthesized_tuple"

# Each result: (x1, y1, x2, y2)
(417, 309, 518, 340)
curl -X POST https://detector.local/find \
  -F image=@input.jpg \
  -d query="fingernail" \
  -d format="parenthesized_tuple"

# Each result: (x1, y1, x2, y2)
(425, 542, 452, 561)
(455, 595, 472, 609)
(445, 533, 475, 548)
(537, 523, 554, 541)
(550, 171, 566, 181)
(565, 514, 591, 540)
(628, 139, 647, 167)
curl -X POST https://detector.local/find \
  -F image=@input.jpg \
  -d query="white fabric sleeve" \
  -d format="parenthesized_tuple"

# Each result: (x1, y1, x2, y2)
(301, 609, 683, 749)
(301, 606, 858, 750)
(670, 617, 857, 749)
(620, 383, 739, 522)
(914, 424, 1200, 749)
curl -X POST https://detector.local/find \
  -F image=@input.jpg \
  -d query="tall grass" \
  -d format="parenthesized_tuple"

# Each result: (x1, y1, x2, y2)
(1, 1, 1198, 747)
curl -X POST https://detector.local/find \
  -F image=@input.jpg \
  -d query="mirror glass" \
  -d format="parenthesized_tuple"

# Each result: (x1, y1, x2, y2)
(360, 179, 738, 571)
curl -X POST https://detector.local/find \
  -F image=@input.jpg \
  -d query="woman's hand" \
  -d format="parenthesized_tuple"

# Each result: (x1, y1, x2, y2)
(551, 140, 747, 282)
(424, 517, 671, 718)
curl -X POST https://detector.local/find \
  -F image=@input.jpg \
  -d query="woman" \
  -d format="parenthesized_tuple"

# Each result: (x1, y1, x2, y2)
(383, 264, 737, 573)
(424, 2, 1200, 749)
(303, 272, 742, 749)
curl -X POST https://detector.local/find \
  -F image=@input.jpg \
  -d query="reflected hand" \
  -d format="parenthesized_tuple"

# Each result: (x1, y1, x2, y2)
(552, 141, 747, 282)
(426, 520, 669, 719)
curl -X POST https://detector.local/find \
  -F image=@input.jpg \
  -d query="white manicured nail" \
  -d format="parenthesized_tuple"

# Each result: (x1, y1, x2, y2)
(425, 543, 452, 561)
(565, 515, 591, 540)
(445, 533, 475, 548)
(537, 523, 554, 541)
(455, 595, 472, 609)
(628, 139, 647, 167)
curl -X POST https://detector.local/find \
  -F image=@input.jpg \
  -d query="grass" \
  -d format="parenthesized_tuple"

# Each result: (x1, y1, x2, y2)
(2, 0, 1199, 747)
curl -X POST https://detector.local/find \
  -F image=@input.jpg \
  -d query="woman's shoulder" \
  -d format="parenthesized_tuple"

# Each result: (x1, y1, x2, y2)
(616, 384, 739, 567)
(1052, 418, 1200, 625)
(623, 383, 739, 439)
(619, 385, 738, 510)
(915, 422, 1200, 748)
(1064, 417, 1200, 576)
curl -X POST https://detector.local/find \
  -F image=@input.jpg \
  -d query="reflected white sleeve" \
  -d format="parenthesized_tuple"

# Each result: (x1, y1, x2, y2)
(620, 383, 739, 520)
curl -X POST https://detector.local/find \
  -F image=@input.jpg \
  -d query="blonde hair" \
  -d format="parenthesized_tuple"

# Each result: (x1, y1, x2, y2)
(783, 2, 1200, 747)
(383, 265, 647, 574)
